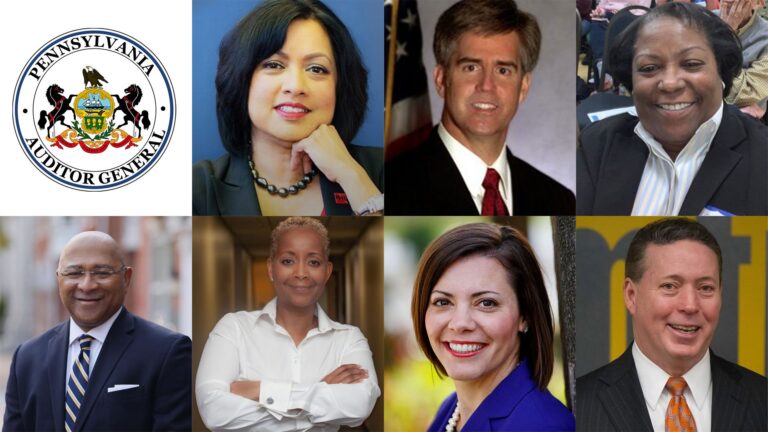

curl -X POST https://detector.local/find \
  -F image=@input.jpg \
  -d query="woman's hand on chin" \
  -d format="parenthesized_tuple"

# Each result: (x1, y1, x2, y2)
(291, 124, 381, 212)
(290, 124, 355, 182)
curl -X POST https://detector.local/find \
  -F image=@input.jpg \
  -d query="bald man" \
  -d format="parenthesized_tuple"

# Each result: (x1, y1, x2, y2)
(3, 231, 191, 431)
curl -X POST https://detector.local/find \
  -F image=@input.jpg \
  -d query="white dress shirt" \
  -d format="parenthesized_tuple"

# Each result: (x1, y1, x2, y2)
(65, 307, 122, 394)
(438, 123, 513, 214)
(632, 342, 712, 432)
(195, 298, 380, 432)
(631, 103, 723, 216)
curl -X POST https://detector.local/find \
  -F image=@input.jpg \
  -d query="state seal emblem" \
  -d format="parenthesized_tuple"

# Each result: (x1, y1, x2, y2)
(13, 29, 175, 190)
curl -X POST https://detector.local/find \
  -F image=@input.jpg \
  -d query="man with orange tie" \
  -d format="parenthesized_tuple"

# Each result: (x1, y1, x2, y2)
(576, 218, 767, 431)
(385, 0, 574, 215)
(3, 231, 191, 431)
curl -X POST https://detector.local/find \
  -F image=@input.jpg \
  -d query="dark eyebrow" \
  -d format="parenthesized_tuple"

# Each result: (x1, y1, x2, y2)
(634, 46, 709, 61)
(278, 251, 324, 257)
(273, 50, 333, 63)
(471, 291, 501, 297)
(678, 46, 709, 55)
(455, 56, 519, 71)
(430, 290, 501, 297)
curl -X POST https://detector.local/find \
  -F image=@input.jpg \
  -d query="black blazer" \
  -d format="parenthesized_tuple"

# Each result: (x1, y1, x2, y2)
(3, 309, 192, 432)
(576, 346, 768, 432)
(386, 127, 575, 215)
(578, 104, 768, 215)
(193, 144, 383, 215)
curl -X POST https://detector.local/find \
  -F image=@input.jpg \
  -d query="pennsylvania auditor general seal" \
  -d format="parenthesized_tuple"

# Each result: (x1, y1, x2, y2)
(13, 29, 175, 190)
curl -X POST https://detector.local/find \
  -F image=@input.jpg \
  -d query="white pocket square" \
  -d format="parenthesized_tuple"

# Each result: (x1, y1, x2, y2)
(107, 384, 140, 393)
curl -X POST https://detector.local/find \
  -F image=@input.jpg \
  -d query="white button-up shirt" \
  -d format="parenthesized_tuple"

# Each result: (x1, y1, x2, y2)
(195, 299, 380, 432)
(633, 342, 712, 432)
(66, 307, 122, 391)
(631, 103, 723, 215)
(438, 123, 513, 215)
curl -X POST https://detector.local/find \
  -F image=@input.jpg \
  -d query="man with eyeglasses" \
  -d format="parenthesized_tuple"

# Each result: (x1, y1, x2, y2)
(3, 231, 191, 431)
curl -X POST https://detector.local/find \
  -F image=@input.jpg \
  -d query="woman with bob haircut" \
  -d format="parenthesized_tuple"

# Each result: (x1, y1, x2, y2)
(196, 217, 381, 431)
(578, 2, 767, 216)
(193, 0, 383, 216)
(411, 222, 574, 431)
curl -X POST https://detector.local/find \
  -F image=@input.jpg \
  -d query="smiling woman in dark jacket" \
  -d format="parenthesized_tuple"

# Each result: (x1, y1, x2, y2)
(193, 0, 383, 216)
(578, 3, 767, 216)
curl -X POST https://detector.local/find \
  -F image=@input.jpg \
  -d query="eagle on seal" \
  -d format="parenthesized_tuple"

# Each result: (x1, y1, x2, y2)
(82, 66, 108, 88)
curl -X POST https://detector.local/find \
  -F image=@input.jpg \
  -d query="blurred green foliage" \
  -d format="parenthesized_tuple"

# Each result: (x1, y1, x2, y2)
(384, 357, 455, 431)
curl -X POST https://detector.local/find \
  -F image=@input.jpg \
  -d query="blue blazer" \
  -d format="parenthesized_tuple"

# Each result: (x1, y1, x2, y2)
(428, 359, 575, 432)
(3, 309, 191, 431)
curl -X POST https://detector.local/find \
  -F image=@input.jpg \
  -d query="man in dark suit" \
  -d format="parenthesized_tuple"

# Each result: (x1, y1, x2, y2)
(386, 0, 575, 215)
(3, 231, 191, 431)
(577, 218, 767, 432)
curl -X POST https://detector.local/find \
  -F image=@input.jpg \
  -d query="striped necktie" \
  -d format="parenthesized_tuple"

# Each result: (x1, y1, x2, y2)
(65, 334, 94, 432)
(665, 376, 697, 432)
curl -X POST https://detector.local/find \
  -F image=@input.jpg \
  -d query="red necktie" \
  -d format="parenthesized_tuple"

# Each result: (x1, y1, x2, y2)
(665, 377, 697, 432)
(481, 168, 508, 215)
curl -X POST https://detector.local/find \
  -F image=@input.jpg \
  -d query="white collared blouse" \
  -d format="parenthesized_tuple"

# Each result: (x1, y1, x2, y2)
(195, 299, 380, 432)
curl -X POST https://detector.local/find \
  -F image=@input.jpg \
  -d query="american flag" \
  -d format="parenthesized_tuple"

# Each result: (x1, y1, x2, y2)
(384, 0, 433, 160)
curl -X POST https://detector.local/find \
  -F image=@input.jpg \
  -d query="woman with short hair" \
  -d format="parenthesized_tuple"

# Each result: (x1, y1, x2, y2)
(196, 217, 380, 431)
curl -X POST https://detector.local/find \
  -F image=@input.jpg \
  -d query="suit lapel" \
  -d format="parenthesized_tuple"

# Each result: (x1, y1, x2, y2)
(710, 352, 748, 432)
(508, 148, 523, 212)
(679, 109, 745, 215)
(75, 309, 135, 431)
(425, 129, 479, 214)
(46, 323, 69, 432)
(596, 348, 654, 432)
(464, 359, 536, 430)
(213, 156, 262, 215)
(595, 132, 648, 214)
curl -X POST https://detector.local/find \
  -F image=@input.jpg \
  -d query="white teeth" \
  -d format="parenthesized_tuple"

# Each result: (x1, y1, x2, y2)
(670, 324, 699, 332)
(473, 103, 496, 110)
(659, 103, 693, 111)
(449, 343, 483, 353)
(278, 106, 309, 113)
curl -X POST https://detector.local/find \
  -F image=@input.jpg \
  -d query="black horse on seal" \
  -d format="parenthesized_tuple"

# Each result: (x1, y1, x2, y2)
(38, 84, 75, 138)
(111, 84, 151, 137)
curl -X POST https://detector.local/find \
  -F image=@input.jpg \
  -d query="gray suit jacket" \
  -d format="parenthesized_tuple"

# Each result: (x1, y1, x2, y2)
(576, 345, 767, 432)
